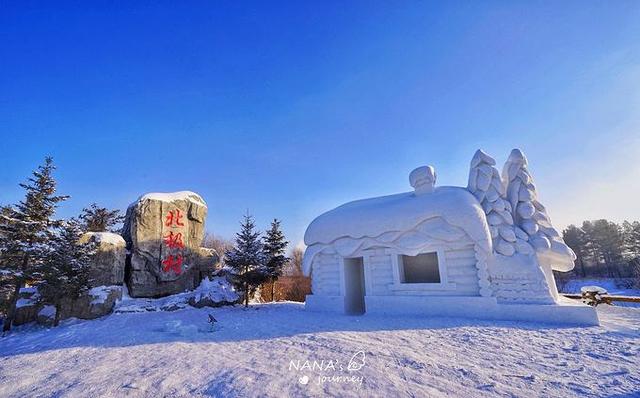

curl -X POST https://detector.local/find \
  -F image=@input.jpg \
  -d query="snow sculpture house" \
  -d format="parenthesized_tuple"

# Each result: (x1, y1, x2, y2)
(302, 149, 598, 326)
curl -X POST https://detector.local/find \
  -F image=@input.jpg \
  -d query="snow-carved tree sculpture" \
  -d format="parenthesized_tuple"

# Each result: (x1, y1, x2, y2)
(502, 149, 576, 299)
(468, 150, 519, 256)
(502, 149, 575, 263)
(468, 149, 554, 304)
(466, 149, 517, 297)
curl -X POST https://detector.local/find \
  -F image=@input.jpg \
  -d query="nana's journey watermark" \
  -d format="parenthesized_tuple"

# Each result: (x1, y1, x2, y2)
(289, 351, 366, 388)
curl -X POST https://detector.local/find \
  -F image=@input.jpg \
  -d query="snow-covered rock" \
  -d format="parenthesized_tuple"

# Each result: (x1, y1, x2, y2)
(57, 285, 123, 321)
(188, 277, 239, 308)
(36, 305, 56, 326)
(14, 285, 123, 326)
(14, 287, 41, 326)
(79, 232, 126, 286)
(122, 191, 211, 297)
(195, 247, 221, 279)
(115, 276, 238, 313)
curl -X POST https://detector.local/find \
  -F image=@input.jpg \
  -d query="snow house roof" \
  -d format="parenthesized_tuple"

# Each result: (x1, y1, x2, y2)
(304, 186, 492, 254)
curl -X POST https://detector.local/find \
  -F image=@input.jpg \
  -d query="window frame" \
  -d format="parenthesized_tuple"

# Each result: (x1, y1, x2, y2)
(389, 248, 456, 291)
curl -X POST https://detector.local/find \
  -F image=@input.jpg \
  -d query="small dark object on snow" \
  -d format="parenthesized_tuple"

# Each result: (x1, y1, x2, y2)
(207, 313, 218, 332)
(581, 286, 608, 307)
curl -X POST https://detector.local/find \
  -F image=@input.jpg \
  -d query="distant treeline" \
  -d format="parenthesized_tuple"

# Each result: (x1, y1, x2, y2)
(557, 220, 640, 281)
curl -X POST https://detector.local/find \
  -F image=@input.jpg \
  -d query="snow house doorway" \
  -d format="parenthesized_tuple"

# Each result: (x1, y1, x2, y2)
(344, 257, 366, 314)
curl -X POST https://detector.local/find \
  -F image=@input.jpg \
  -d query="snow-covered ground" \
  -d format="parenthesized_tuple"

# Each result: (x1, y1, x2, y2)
(0, 302, 638, 398)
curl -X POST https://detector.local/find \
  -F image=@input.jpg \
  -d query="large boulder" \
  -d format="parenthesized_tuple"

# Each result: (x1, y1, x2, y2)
(57, 285, 122, 320)
(122, 191, 210, 297)
(79, 232, 126, 286)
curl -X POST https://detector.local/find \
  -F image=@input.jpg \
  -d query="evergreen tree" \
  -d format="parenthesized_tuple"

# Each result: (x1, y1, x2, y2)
(262, 219, 289, 301)
(0, 157, 68, 333)
(224, 214, 267, 307)
(79, 203, 124, 232)
(624, 221, 640, 284)
(562, 220, 640, 280)
(582, 219, 625, 277)
(562, 225, 589, 277)
(39, 219, 95, 326)
(622, 221, 640, 258)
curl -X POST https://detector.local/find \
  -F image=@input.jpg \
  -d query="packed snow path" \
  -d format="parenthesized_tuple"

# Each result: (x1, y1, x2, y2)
(0, 303, 638, 397)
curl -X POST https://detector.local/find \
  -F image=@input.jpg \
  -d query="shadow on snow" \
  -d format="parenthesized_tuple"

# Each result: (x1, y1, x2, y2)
(0, 302, 634, 358)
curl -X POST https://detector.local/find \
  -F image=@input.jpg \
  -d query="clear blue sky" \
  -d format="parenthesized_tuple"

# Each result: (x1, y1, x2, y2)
(1, 2, 639, 247)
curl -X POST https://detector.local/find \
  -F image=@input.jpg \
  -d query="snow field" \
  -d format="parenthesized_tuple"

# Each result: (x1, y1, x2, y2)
(0, 302, 638, 397)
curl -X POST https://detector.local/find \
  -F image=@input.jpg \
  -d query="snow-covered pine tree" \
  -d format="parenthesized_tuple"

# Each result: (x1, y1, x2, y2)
(623, 221, 640, 258)
(79, 203, 125, 232)
(262, 219, 290, 302)
(39, 219, 96, 326)
(225, 214, 268, 307)
(0, 157, 68, 333)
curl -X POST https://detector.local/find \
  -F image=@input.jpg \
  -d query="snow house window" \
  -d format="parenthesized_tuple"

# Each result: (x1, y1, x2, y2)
(400, 252, 441, 283)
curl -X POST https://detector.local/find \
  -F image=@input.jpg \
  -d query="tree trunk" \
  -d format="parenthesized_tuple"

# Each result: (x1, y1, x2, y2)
(271, 278, 275, 302)
(53, 302, 61, 327)
(605, 253, 615, 278)
(2, 279, 23, 333)
(244, 281, 249, 308)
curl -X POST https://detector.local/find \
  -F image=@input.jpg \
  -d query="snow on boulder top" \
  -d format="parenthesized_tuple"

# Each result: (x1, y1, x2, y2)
(304, 186, 491, 252)
(83, 232, 126, 246)
(133, 191, 207, 208)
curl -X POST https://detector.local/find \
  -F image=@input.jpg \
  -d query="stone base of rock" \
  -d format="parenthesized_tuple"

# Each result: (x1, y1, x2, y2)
(115, 275, 239, 313)
(59, 286, 122, 320)
(13, 286, 122, 326)
(187, 296, 237, 308)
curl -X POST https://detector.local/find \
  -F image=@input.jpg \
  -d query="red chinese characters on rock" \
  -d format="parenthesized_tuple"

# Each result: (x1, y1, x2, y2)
(163, 231, 184, 249)
(162, 209, 186, 275)
(165, 209, 185, 228)
(162, 254, 183, 274)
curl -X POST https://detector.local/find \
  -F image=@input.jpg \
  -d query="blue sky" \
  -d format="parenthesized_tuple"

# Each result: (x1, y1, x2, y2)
(1, 2, 639, 247)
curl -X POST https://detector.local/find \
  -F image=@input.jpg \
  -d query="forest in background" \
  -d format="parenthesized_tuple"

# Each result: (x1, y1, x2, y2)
(555, 219, 640, 288)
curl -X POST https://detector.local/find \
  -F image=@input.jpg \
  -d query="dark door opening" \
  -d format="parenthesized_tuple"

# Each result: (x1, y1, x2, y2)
(344, 257, 365, 314)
